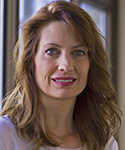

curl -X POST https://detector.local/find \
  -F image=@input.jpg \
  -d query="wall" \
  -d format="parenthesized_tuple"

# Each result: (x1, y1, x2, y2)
(0, 0, 3, 106)
(2, 0, 19, 97)
(117, 0, 125, 149)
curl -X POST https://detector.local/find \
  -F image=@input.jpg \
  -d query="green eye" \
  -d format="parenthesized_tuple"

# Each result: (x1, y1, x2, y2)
(73, 50, 85, 56)
(46, 49, 58, 55)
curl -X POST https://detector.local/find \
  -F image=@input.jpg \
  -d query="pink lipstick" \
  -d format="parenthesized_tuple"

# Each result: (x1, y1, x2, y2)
(52, 77, 76, 86)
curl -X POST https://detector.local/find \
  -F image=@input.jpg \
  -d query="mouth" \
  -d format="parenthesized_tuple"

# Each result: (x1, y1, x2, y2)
(52, 77, 76, 86)
(54, 79, 75, 82)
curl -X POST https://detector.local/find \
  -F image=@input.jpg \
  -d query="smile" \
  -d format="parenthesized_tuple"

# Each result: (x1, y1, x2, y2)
(52, 78, 76, 86)
(55, 79, 74, 82)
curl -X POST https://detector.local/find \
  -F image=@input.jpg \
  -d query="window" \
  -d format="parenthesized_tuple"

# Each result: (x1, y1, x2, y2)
(80, 2, 107, 48)
(80, 2, 106, 38)
(0, 0, 4, 107)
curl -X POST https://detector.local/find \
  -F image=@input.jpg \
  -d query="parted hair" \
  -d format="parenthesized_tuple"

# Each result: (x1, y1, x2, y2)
(1, 1, 121, 150)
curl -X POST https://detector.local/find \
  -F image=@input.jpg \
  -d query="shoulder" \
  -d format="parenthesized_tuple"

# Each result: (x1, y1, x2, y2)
(0, 115, 29, 150)
(104, 136, 119, 150)
(0, 116, 17, 150)
(0, 115, 15, 134)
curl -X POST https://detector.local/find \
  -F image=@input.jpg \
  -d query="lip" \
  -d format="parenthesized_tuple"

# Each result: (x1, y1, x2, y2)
(52, 77, 76, 86)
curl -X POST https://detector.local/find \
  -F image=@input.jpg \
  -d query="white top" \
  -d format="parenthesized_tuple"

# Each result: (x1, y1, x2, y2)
(0, 116, 119, 150)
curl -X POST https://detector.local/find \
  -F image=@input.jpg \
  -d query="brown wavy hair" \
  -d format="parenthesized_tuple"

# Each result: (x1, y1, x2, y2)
(1, 1, 121, 150)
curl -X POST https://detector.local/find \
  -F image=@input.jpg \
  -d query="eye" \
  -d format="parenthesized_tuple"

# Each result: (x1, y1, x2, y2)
(45, 48, 59, 55)
(72, 50, 85, 56)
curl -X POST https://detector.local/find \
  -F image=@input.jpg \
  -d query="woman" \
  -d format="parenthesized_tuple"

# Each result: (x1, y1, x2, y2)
(0, 1, 121, 150)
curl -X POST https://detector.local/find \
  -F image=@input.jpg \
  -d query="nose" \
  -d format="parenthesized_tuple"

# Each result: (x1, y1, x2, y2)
(58, 54, 74, 73)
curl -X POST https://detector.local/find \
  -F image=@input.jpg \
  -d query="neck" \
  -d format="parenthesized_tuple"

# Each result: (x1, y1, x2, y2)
(40, 93, 77, 136)
(38, 93, 82, 148)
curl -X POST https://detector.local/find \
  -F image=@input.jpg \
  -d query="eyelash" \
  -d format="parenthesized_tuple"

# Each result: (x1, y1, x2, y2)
(45, 48, 59, 55)
(72, 50, 85, 56)
(45, 49, 85, 56)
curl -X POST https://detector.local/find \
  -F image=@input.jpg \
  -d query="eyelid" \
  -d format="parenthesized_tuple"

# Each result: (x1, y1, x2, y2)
(72, 49, 85, 56)
(45, 48, 60, 55)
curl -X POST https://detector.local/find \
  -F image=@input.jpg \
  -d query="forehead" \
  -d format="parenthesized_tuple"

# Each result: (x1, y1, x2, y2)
(39, 21, 82, 46)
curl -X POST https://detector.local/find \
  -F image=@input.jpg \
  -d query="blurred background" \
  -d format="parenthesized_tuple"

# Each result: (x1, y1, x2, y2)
(0, 0, 124, 149)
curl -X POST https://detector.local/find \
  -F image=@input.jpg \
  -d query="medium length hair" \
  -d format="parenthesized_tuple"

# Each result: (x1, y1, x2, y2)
(1, 1, 121, 150)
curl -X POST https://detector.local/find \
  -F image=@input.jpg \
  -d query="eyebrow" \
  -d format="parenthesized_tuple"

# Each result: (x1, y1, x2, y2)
(43, 43, 61, 48)
(43, 43, 85, 49)
(72, 45, 85, 49)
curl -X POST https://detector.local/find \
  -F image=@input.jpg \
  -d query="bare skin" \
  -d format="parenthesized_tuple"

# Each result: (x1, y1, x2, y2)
(35, 21, 90, 149)
(42, 95, 81, 148)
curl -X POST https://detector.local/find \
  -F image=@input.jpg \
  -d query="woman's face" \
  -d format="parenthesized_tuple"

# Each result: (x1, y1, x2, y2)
(34, 21, 90, 100)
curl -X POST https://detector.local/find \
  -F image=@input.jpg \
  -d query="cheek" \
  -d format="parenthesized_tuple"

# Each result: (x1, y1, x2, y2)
(35, 56, 48, 75)
(35, 58, 55, 84)
(34, 57, 43, 83)
(86, 63, 90, 75)
(79, 61, 90, 75)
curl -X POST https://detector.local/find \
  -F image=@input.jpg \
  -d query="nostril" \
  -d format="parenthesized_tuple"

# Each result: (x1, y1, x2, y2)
(58, 64, 74, 73)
